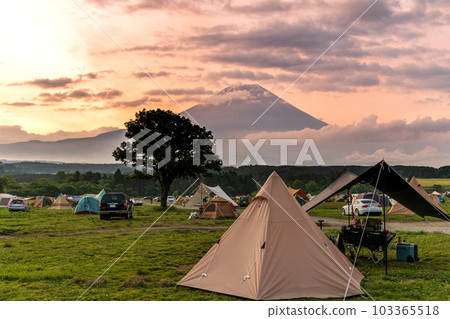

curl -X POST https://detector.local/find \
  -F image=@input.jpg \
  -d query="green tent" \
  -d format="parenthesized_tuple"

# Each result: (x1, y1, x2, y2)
(74, 195, 99, 215)
(96, 189, 105, 201)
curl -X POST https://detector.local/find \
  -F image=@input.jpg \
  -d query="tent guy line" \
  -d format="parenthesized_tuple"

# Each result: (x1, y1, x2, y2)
(251, 178, 375, 301)
(71, 0, 201, 126)
(344, 163, 383, 301)
(76, 178, 199, 301)
(198, 243, 219, 284)
(251, 0, 380, 126)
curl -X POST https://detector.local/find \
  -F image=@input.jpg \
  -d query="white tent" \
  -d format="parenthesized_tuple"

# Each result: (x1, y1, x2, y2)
(185, 183, 238, 208)
(0, 193, 15, 207)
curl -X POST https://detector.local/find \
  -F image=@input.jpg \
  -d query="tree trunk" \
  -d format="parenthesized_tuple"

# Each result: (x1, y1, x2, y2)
(159, 180, 171, 208)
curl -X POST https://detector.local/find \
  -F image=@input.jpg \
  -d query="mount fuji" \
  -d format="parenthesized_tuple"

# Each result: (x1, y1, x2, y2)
(180, 84, 327, 137)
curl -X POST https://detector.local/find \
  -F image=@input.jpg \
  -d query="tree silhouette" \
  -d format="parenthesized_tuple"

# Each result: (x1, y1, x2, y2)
(113, 109, 221, 207)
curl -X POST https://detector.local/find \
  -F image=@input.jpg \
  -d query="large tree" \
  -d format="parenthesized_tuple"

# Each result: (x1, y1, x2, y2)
(113, 108, 221, 207)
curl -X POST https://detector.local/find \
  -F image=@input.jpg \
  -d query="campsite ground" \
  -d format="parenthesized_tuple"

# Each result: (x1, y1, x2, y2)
(0, 203, 448, 301)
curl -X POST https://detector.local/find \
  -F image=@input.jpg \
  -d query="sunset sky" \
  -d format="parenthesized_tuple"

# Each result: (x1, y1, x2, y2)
(1, 0, 449, 166)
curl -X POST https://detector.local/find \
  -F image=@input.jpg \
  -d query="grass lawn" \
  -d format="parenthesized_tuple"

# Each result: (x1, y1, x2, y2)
(0, 204, 448, 301)
(416, 178, 450, 188)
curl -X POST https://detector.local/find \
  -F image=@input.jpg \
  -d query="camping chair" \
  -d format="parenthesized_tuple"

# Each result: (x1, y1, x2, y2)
(340, 226, 396, 263)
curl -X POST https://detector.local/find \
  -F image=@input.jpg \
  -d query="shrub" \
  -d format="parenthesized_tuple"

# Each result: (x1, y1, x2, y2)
(158, 279, 176, 287)
(122, 275, 152, 288)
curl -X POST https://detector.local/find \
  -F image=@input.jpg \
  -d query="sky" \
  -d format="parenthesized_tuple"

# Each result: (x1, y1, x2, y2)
(0, 0, 449, 166)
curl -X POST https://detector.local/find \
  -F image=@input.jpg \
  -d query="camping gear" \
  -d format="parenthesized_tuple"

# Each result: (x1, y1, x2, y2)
(74, 195, 100, 215)
(200, 196, 238, 219)
(299, 161, 448, 275)
(32, 196, 53, 208)
(396, 243, 419, 262)
(178, 171, 364, 300)
(339, 226, 396, 262)
(188, 212, 199, 220)
(185, 183, 238, 208)
(48, 195, 73, 210)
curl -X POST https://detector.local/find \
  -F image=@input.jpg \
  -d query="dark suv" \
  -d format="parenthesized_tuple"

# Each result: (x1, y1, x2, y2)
(100, 192, 133, 220)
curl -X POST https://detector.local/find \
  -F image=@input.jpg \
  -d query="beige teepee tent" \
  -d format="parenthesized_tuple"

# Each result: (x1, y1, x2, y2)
(178, 171, 364, 300)
(389, 177, 446, 215)
(48, 195, 73, 210)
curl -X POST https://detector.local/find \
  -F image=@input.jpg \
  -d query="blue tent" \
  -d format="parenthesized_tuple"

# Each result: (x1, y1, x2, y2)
(74, 195, 99, 215)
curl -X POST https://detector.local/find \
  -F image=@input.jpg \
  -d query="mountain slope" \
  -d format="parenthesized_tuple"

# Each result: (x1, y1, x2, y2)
(180, 83, 327, 137)
(0, 130, 126, 163)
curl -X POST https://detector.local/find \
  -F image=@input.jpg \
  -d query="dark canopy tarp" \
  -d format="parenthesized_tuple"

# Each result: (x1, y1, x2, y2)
(305, 161, 449, 221)
(303, 169, 357, 212)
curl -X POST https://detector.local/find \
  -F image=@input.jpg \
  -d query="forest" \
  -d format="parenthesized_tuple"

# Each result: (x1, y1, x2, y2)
(1, 161, 449, 198)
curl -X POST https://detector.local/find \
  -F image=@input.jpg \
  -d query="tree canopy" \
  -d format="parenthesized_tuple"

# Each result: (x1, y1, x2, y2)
(113, 108, 221, 206)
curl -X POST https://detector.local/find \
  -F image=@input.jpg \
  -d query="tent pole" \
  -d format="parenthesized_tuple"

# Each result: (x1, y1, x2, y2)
(347, 189, 350, 226)
(200, 175, 203, 207)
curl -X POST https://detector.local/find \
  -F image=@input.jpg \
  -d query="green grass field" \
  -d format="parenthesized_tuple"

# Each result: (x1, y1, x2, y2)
(416, 178, 450, 188)
(0, 204, 448, 301)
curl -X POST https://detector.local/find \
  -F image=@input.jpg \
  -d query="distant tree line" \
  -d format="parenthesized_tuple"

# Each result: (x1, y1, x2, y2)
(0, 165, 449, 198)
(0, 170, 144, 198)
(0, 161, 133, 175)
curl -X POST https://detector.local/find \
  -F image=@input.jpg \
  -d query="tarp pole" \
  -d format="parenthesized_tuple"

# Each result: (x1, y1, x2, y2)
(347, 189, 350, 226)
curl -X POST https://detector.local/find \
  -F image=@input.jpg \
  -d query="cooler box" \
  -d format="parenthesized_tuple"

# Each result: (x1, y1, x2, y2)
(396, 243, 419, 262)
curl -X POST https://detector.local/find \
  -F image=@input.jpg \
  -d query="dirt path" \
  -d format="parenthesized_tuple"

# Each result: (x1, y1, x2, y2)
(310, 216, 450, 234)
(0, 225, 228, 240)
(1, 218, 447, 240)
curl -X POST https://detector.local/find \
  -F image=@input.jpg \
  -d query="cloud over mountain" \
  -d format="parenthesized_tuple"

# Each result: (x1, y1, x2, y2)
(181, 83, 327, 137)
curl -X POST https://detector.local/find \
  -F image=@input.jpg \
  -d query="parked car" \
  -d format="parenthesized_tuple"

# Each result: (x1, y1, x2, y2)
(131, 198, 143, 206)
(8, 198, 30, 212)
(342, 199, 382, 216)
(99, 192, 133, 220)
(167, 196, 175, 204)
(236, 196, 250, 207)
(154, 197, 161, 202)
